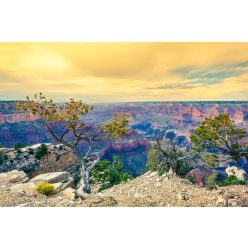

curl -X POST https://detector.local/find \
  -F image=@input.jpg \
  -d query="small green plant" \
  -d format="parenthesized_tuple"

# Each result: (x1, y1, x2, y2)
(0, 151, 8, 165)
(73, 167, 81, 186)
(28, 149, 34, 155)
(35, 144, 48, 160)
(13, 142, 28, 150)
(217, 175, 245, 187)
(188, 175, 195, 184)
(90, 155, 133, 191)
(16, 148, 22, 154)
(147, 148, 160, 171)
(55, 154, 60, 161)
(36, 182, 55, 196)
(158, 167, 167, 176)
(205, 174, 218, 190)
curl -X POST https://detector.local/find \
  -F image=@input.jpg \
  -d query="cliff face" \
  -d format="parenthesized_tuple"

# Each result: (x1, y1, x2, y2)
(0, 102, 40, 124)
(0, 144, 79, 177)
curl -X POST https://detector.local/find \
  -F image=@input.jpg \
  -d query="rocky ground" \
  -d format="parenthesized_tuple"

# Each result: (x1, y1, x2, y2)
(1, 169, 248, 207)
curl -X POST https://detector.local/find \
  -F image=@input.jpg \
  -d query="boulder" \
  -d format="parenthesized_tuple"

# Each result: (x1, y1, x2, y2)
(10, 182, 36, 196)
(186, 167, 212, 186)
(0, 170, 29, 187)
(56, 199, 75, 207)
(225, 166, 247, 181)
(31, 172, 70, 185)
(59, 187, 76, 201)
(53, 178, 73, 193)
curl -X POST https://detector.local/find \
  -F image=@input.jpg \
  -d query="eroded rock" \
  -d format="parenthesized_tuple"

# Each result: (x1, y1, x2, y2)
(225, 166, 247, 181)
(31, 172, 71, 185)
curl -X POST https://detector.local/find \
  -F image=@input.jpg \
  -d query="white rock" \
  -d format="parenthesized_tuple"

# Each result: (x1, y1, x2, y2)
(31, 172, 70, 184)
(59, 187, 76, 200)
(54, 177, 73, 192)
(177, 193, 185, 200)
(225, 166, 247, 181)
(10, 182, 36, 196)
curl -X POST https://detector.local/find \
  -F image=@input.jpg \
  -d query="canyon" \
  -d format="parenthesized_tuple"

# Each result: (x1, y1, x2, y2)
(0, 101, 248, 175)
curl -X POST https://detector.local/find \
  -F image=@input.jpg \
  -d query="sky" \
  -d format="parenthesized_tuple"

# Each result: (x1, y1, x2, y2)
(0, 42, 248, 103)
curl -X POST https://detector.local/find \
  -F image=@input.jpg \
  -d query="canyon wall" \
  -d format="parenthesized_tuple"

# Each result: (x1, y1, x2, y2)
(1, 101, 248, 175)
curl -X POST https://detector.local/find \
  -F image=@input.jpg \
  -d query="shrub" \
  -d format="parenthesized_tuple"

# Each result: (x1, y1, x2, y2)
(16, 148, 22, 154)
(73, 167, 81, 186)
(158, 167, 167, 176)
(28, 149, 34, 155)
(188, 175, 195, 184)
(0, 151, 8, 165)
(90, 155, 133, 191)
(205, 174, 217, 190)
(36, 182, 55, 196)
(217, 175, 245, 187)
(147, 148, 160, 171)
(35, 144, 48, 160)
(13, 142, 28, 150)
(147, 141, 195, 177)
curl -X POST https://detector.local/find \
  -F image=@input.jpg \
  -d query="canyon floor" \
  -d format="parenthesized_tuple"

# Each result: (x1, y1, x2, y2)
(1, 171, 248, 207)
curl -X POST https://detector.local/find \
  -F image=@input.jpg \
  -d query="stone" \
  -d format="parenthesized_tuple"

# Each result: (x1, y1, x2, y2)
(177, 193, 185, 200)
(90, 196, 104, 204)
(59, 187, 76, 201)
(53, 178, 73, 193)
(16, 203, 29, 207)
(56, 199, 70, 207)
(225, 166, 247, 181)
(228, 199, 238, 207)
(186, 167, 212, 187)
(216, 196, 228, 207)
(133, 192, 145, 198)
(10, 182, 36, 196)
(6, 170, 29, 184)
(31, 172, 70, 185)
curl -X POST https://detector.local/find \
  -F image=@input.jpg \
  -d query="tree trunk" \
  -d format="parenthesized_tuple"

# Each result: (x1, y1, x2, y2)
(76, 162, 91, 197)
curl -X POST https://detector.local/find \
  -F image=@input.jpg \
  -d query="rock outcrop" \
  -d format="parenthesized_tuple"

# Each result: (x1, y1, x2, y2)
(185, 167, 212, 186)
(225, 166, 247, 181)
(0, 169, 29, 187)
(0, 144, 79, 177)
(1, 169, 248, 207)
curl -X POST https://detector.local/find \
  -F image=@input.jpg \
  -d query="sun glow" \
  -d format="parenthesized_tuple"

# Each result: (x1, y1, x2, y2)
(0, 42, 248, 102)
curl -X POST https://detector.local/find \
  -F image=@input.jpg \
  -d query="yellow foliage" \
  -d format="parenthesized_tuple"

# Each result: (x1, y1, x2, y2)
(36, 182, 55, 196)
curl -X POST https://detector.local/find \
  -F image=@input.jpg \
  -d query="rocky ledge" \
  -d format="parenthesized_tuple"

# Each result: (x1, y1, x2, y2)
(0, 144, 79, 176)
(1, 170, 248, 207)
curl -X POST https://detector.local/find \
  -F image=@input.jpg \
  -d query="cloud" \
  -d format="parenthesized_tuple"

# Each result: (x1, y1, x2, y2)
(0, 43, 248, 102)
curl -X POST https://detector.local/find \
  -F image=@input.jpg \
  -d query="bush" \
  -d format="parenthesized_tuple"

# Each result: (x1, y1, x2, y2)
(147, 148, 160, 171)
(13, 142, 28, 150)
(28, 149, 34, 155)
(35, 144, 48, 160)
(90, 155, 133, 191)
(188, 175, 195, 184)
(147, 142, 194, 177)
(0, 151, 8, 165)
(217, 175, 245, 187)
(16, 148, 22, 154)
(36, 182, 55, 196)
(205, 174, 217, 190)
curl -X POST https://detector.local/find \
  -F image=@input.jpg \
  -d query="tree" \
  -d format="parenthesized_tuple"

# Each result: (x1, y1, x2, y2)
(90, 155, 133, 191)
(190, 113, 248, 167)
(17, 93, 129, 196)
(148, 135, 197, 176)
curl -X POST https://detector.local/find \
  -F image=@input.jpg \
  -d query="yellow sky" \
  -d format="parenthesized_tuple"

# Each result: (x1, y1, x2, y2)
(0, 42, 248, 102)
